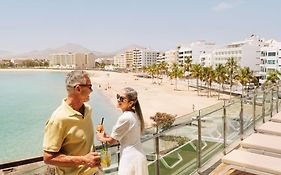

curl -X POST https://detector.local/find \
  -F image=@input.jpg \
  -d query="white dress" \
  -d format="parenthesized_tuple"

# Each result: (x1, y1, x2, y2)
(110, 111, 149, 175)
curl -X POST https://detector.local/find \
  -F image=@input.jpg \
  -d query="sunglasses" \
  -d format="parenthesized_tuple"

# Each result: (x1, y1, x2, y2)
(75, 84, 93, 91)
(116, 94, 126, 102)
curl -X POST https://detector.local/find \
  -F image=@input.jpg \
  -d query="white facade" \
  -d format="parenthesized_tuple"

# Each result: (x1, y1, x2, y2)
(113, 53, 125, 68)
(134, 49, 160, 68)
(199, 53, 213, 67)
(259, 40, 281, 84)
(49, 52, 95, 69)
(213, 35, 266, 71)
(177, 40, 217, 66)
(156, 50, 177, 66)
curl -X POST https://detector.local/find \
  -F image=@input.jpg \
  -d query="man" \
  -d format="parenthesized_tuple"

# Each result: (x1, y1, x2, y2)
(43, 70, 101, 175)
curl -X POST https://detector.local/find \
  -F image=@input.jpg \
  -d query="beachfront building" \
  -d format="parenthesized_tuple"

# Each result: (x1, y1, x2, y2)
(96, 57, 114, 65)
(133, 49, 160, 68)
(213, 35, 266, 72)
(113, 49, 139, 69)
(177, 40, 217, 66)
(124, 50, 134, 68)
(113, 53, 125, 68)
(199, 52, 213, 67)
(259, 40, 281, 84)
(156, 50, 178, 66)
(49, 52, 95, 69)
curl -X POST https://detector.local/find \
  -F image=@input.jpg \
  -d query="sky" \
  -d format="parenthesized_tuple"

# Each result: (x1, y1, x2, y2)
(0, 0, 280, 53)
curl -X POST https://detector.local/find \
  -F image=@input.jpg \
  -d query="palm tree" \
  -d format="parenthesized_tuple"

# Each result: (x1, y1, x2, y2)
(226, 57, 239, 99)
(147, 64, 157, 84)
(169, 63, 184, 90)
(158, 61, 169, 84)
(141, 66, 148, 73)
(215, 64, 227, 100)
(205, 66, 216, 97)
(183, 58, 192, 90)
(235, 67, 254, 96)
(190, 64, 202, 95)
(201, 66, 209, 95)
(265, 70, 281, 86)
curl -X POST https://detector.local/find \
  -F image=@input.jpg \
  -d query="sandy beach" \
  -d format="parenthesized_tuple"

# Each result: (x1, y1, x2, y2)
(0, 68, 226, 127)
(89, 70, 225, 127)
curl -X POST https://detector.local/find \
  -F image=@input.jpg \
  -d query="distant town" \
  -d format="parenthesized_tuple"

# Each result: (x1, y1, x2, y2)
(1, 34, 280, 84)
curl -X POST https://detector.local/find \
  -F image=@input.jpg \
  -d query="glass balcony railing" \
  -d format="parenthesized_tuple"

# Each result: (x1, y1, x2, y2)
(1, 83, 281, 175)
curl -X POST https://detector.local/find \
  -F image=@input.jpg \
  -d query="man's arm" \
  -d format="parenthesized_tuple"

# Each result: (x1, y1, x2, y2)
(43, 151, 101, 168)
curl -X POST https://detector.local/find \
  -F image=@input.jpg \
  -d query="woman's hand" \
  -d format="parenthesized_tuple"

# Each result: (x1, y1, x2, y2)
(96, 130, 106, 143)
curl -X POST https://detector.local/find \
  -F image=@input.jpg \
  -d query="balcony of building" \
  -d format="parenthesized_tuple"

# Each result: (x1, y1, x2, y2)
(1, 84, 281, 175)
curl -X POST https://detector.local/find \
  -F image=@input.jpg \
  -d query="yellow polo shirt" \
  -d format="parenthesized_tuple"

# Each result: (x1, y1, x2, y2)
(43, 99, 97, 175)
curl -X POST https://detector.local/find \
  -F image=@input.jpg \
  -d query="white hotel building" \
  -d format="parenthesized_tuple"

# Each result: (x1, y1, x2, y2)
(156, 49, 178, 66)
(177, 41, 217, 66)
(212, 35, 265, 72)
(114, 48, 159, 69)
(259, 40, 281, 84)
(113, 53, 125, 68)
(49, 52, 95, 69)
(134, 49, 160, 68)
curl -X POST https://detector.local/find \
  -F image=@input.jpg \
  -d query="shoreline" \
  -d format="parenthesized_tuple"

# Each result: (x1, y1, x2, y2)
(88, 70, 225, 128)
(0, 68, 226, 127)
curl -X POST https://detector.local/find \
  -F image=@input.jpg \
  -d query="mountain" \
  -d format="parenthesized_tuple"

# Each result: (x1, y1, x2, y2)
(115, 44, 145, 54)
(0, 43, 147, 59)
(13, 43, 95, 59)
(0, 50, 16, 58)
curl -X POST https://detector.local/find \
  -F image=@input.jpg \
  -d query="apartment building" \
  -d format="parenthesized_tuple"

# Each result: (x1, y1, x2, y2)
(113, 53, 125, 68)
(125, 50, 134, 67)
(259, 40, 281, 84)
(177, 40, 217, 66)
(133, 49, 159, 68)
(113, 49, 138, 68)
(49, 52, 95, 69)
(156, 50, 177, 66)
(213, 35, 266, 71)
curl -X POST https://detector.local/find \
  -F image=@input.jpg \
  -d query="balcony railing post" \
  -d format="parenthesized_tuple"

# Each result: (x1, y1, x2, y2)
(262, 87, 266, 123)
(240, 94, 244, 140)
(253, 88, 257, 131)
(117, 145, 120, 167)
(276, 85, 279, 113)
(155, 126, 160, 175)
(270, 88, 274, 118)
(223, 100, 227, 155)
(197, 110, 202, 173)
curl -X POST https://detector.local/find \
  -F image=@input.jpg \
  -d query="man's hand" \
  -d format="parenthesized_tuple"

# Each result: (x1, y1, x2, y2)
(83, 152, 101, 167)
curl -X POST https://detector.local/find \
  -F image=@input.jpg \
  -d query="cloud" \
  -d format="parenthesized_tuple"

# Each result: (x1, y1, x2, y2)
(212, 0, 243, 12)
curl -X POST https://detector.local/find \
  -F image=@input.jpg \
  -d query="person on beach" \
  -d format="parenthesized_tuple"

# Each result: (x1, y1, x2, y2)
(43, 70, 101, 175)
(96, 87, 148, 175)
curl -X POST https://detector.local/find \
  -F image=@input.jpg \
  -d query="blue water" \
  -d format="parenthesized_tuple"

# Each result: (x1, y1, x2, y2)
(0, 71, 121, 163)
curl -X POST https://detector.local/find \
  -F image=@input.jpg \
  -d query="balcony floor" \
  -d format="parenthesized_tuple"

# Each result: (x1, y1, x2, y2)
(209, 164, 256, 175)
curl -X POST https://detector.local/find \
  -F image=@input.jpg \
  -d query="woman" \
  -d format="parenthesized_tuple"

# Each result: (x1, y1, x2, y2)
(96, 87, 148, 175)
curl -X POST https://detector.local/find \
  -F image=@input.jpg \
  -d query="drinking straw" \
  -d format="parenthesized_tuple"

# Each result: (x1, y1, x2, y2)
(100, 117, 105, 149)
(101, 117, 104, 125)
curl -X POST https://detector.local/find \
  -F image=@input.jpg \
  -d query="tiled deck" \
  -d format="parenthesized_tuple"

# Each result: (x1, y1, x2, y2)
(209, 164, 256, 175)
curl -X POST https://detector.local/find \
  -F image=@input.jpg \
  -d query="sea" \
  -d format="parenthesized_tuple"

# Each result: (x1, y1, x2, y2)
(0, 70, 120, 163)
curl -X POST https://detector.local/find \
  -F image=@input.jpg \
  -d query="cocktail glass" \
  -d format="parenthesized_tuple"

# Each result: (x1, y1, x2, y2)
(100, 150, 111, 168)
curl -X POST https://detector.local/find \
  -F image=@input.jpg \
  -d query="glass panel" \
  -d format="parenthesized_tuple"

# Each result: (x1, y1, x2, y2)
(225, 97, 241, 144)
(199, 101, 224, 166)
(147, 121, 197, 175)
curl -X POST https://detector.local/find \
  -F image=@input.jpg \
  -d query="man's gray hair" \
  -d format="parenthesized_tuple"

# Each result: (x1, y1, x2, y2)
(65, 70, 89, 91)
